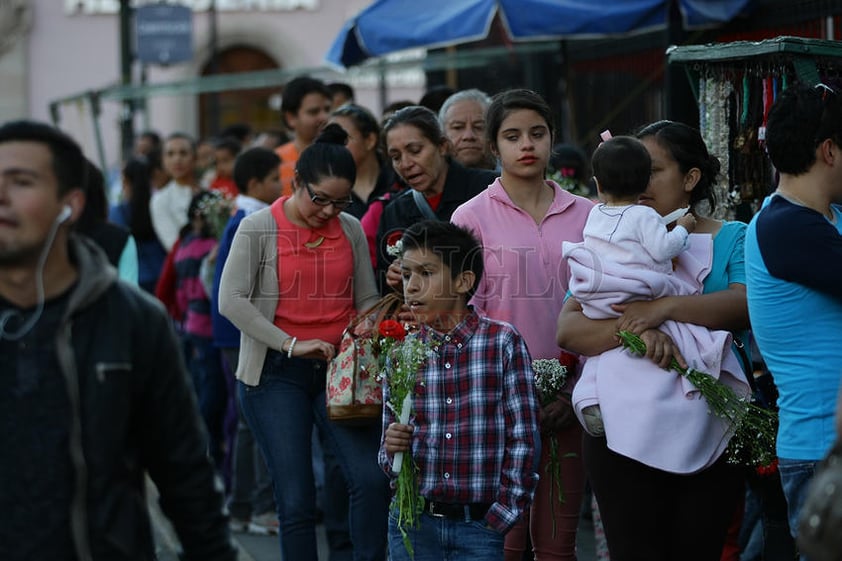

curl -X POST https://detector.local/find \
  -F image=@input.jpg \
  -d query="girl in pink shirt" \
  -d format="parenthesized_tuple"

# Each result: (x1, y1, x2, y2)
(452, 89, 593, 561)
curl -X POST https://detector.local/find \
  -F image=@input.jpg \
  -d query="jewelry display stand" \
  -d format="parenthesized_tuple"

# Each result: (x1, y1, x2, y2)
(667, 36, 842, 220)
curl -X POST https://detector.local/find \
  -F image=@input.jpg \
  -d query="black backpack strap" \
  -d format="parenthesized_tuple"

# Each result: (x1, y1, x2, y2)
(412, 189, 438, 220)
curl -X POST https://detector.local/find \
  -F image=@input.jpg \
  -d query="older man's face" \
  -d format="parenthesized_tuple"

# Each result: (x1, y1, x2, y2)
(443, 100, 491, 169)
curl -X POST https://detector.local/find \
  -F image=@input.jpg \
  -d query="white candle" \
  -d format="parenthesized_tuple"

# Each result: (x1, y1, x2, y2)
(391, 392, 413, 474)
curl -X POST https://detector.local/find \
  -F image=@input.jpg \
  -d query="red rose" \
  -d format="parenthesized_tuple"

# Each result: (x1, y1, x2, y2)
(379, 319, 406, 341)
(386, 230, 403, 249)
(756, 458, 779, 476)
(558, 350, 579, 371)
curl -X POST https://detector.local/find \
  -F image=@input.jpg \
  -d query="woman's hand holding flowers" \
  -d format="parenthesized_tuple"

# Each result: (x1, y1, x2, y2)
(612, 298, 672, 334)
(540, 393, 577, 433)
(386, 260, 403, 290)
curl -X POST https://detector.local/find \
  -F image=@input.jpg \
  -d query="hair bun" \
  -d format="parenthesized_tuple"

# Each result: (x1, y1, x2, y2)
(315, 123, 349, 146)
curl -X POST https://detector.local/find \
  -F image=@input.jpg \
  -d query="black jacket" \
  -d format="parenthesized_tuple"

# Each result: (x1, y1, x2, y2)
(57, 235, 236, 561)
(375, 159, 497, 289)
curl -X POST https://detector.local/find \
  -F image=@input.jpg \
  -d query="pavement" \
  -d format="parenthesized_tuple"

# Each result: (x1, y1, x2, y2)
(151, 491, 598, 561)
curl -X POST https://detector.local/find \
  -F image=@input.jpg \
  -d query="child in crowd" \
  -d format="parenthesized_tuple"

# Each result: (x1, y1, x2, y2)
(563, 136, 734, 445)
(209, 136, 242, 198)
(276, 76, 332, 196)
(174, 190, 228, 468)
(380, 220, 540, 561)
(151, 132, 200, 250)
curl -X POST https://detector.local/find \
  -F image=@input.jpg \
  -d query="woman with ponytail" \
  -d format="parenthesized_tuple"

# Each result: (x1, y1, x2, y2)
(557, 120, 749, 561)
(219, 123, 388, 561)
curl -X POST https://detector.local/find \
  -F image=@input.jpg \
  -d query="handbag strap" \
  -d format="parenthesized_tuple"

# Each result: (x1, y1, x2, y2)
(347, 292, 403, 334)
(412, 189, 438, 220)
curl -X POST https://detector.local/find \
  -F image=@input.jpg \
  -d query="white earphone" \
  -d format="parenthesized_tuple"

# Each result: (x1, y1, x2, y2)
(57, 205, 72, 224)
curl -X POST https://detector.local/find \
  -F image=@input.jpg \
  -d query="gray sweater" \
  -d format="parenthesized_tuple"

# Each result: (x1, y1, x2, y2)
(219, 206, 380, 385)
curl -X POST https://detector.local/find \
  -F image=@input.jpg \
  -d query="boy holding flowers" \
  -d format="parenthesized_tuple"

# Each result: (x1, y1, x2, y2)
(378, 220, 540, 561)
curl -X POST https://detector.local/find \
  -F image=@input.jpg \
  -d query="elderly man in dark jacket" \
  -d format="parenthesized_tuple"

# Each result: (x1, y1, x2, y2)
(0, 120, 237, 561)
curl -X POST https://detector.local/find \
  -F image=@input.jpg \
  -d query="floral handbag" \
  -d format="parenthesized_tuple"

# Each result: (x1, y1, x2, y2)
(326, 292, 403, 424)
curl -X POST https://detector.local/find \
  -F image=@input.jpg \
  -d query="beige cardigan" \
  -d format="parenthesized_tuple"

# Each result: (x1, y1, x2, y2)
(219, 207, 380, 386)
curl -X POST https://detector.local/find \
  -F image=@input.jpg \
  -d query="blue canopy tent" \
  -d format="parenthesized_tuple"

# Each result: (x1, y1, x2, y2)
(327, 0, 752, 68)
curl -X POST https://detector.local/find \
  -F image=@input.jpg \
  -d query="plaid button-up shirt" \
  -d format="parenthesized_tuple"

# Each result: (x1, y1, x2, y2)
(378, 310, 540, 533)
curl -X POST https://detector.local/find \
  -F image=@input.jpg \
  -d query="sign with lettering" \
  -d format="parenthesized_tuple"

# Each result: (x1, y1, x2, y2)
(135, 3, 192, 64)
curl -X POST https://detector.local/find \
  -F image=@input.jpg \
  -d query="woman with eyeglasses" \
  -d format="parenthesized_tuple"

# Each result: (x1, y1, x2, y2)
(219, 123, 389, 561)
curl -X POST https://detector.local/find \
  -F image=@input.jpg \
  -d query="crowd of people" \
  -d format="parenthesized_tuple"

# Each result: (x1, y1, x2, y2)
(1, 74, 840, 561)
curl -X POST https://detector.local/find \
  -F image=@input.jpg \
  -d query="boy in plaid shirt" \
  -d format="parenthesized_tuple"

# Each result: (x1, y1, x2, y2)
(379, 220, 540, 561)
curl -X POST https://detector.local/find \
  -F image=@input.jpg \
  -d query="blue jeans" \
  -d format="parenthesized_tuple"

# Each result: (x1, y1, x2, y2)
(239, 350, 389, 561)
(387, 510, 504, 561)
(185, 334, 227, 466)
(778, 458, 818, 561)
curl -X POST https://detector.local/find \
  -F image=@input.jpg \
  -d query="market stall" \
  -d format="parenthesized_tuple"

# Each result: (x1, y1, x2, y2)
(667, 35, 842, 220)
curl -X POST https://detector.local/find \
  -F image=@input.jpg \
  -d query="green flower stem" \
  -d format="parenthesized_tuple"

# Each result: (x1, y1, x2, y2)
(617, 330, 777, 467)
(384, 337, 434, 559)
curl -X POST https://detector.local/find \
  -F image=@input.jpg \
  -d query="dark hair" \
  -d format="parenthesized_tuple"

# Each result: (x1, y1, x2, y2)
(327, 82, 355, 103)
(592, 136, 651, 198)
(332, 103, 381, 143)
(383, 106, 447, 147)
(401, 220, 484, 300)
(185, 190, 217, 238)
(383, 100, 415, 116)
(766, 84, 842, 175)
(122, 157, 156, 241)
(138, 130, 162, 150)
(486, 89, 555, 152)
(233, 147, 281, 193)
(214, 136, 242, 157)
(281, 76, 331, 117)
(296, 123, 356, 187)
(146, 147, 163, 173)
(635, 120, 720, 212)
(0, 119, 86, 196)
(76, 159, 108, 234)
(164, 132, 197, 153)
(219, 123, 252, 143)
(550, 143, 589, 183)
(419, 85, 456, 113)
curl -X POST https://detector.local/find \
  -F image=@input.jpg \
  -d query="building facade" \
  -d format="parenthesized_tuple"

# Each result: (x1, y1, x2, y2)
(2, 0, 423, 171)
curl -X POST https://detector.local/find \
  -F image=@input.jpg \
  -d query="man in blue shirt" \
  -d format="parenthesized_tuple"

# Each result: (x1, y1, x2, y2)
(745, 84, 842, 551)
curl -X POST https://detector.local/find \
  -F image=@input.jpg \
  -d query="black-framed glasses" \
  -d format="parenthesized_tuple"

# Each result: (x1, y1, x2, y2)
(304, 182, 353, 210)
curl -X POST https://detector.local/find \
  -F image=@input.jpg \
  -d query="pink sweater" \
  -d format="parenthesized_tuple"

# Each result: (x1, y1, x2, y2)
(571, 235, 750, 474)
(451, 178, 593, 360)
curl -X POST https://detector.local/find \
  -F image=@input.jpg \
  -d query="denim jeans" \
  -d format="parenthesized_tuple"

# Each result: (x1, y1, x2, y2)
(239, 350, 389, 561)
(185, 334, 227, 466)
(388, 510, 504, 561)
(777, 458, 818, 561)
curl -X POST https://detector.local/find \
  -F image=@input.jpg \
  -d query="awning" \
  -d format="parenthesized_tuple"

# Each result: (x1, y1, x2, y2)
(326, 0, 752, 68)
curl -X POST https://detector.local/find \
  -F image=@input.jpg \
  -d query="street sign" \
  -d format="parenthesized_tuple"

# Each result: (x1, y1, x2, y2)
(135, 3, 193, 65)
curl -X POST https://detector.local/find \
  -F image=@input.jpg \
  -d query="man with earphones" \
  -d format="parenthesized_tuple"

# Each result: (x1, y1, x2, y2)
(0, 120, 237, 560)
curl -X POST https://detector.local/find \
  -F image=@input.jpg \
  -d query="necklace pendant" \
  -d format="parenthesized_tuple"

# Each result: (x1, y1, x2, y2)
(304, 236, 325, 248)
